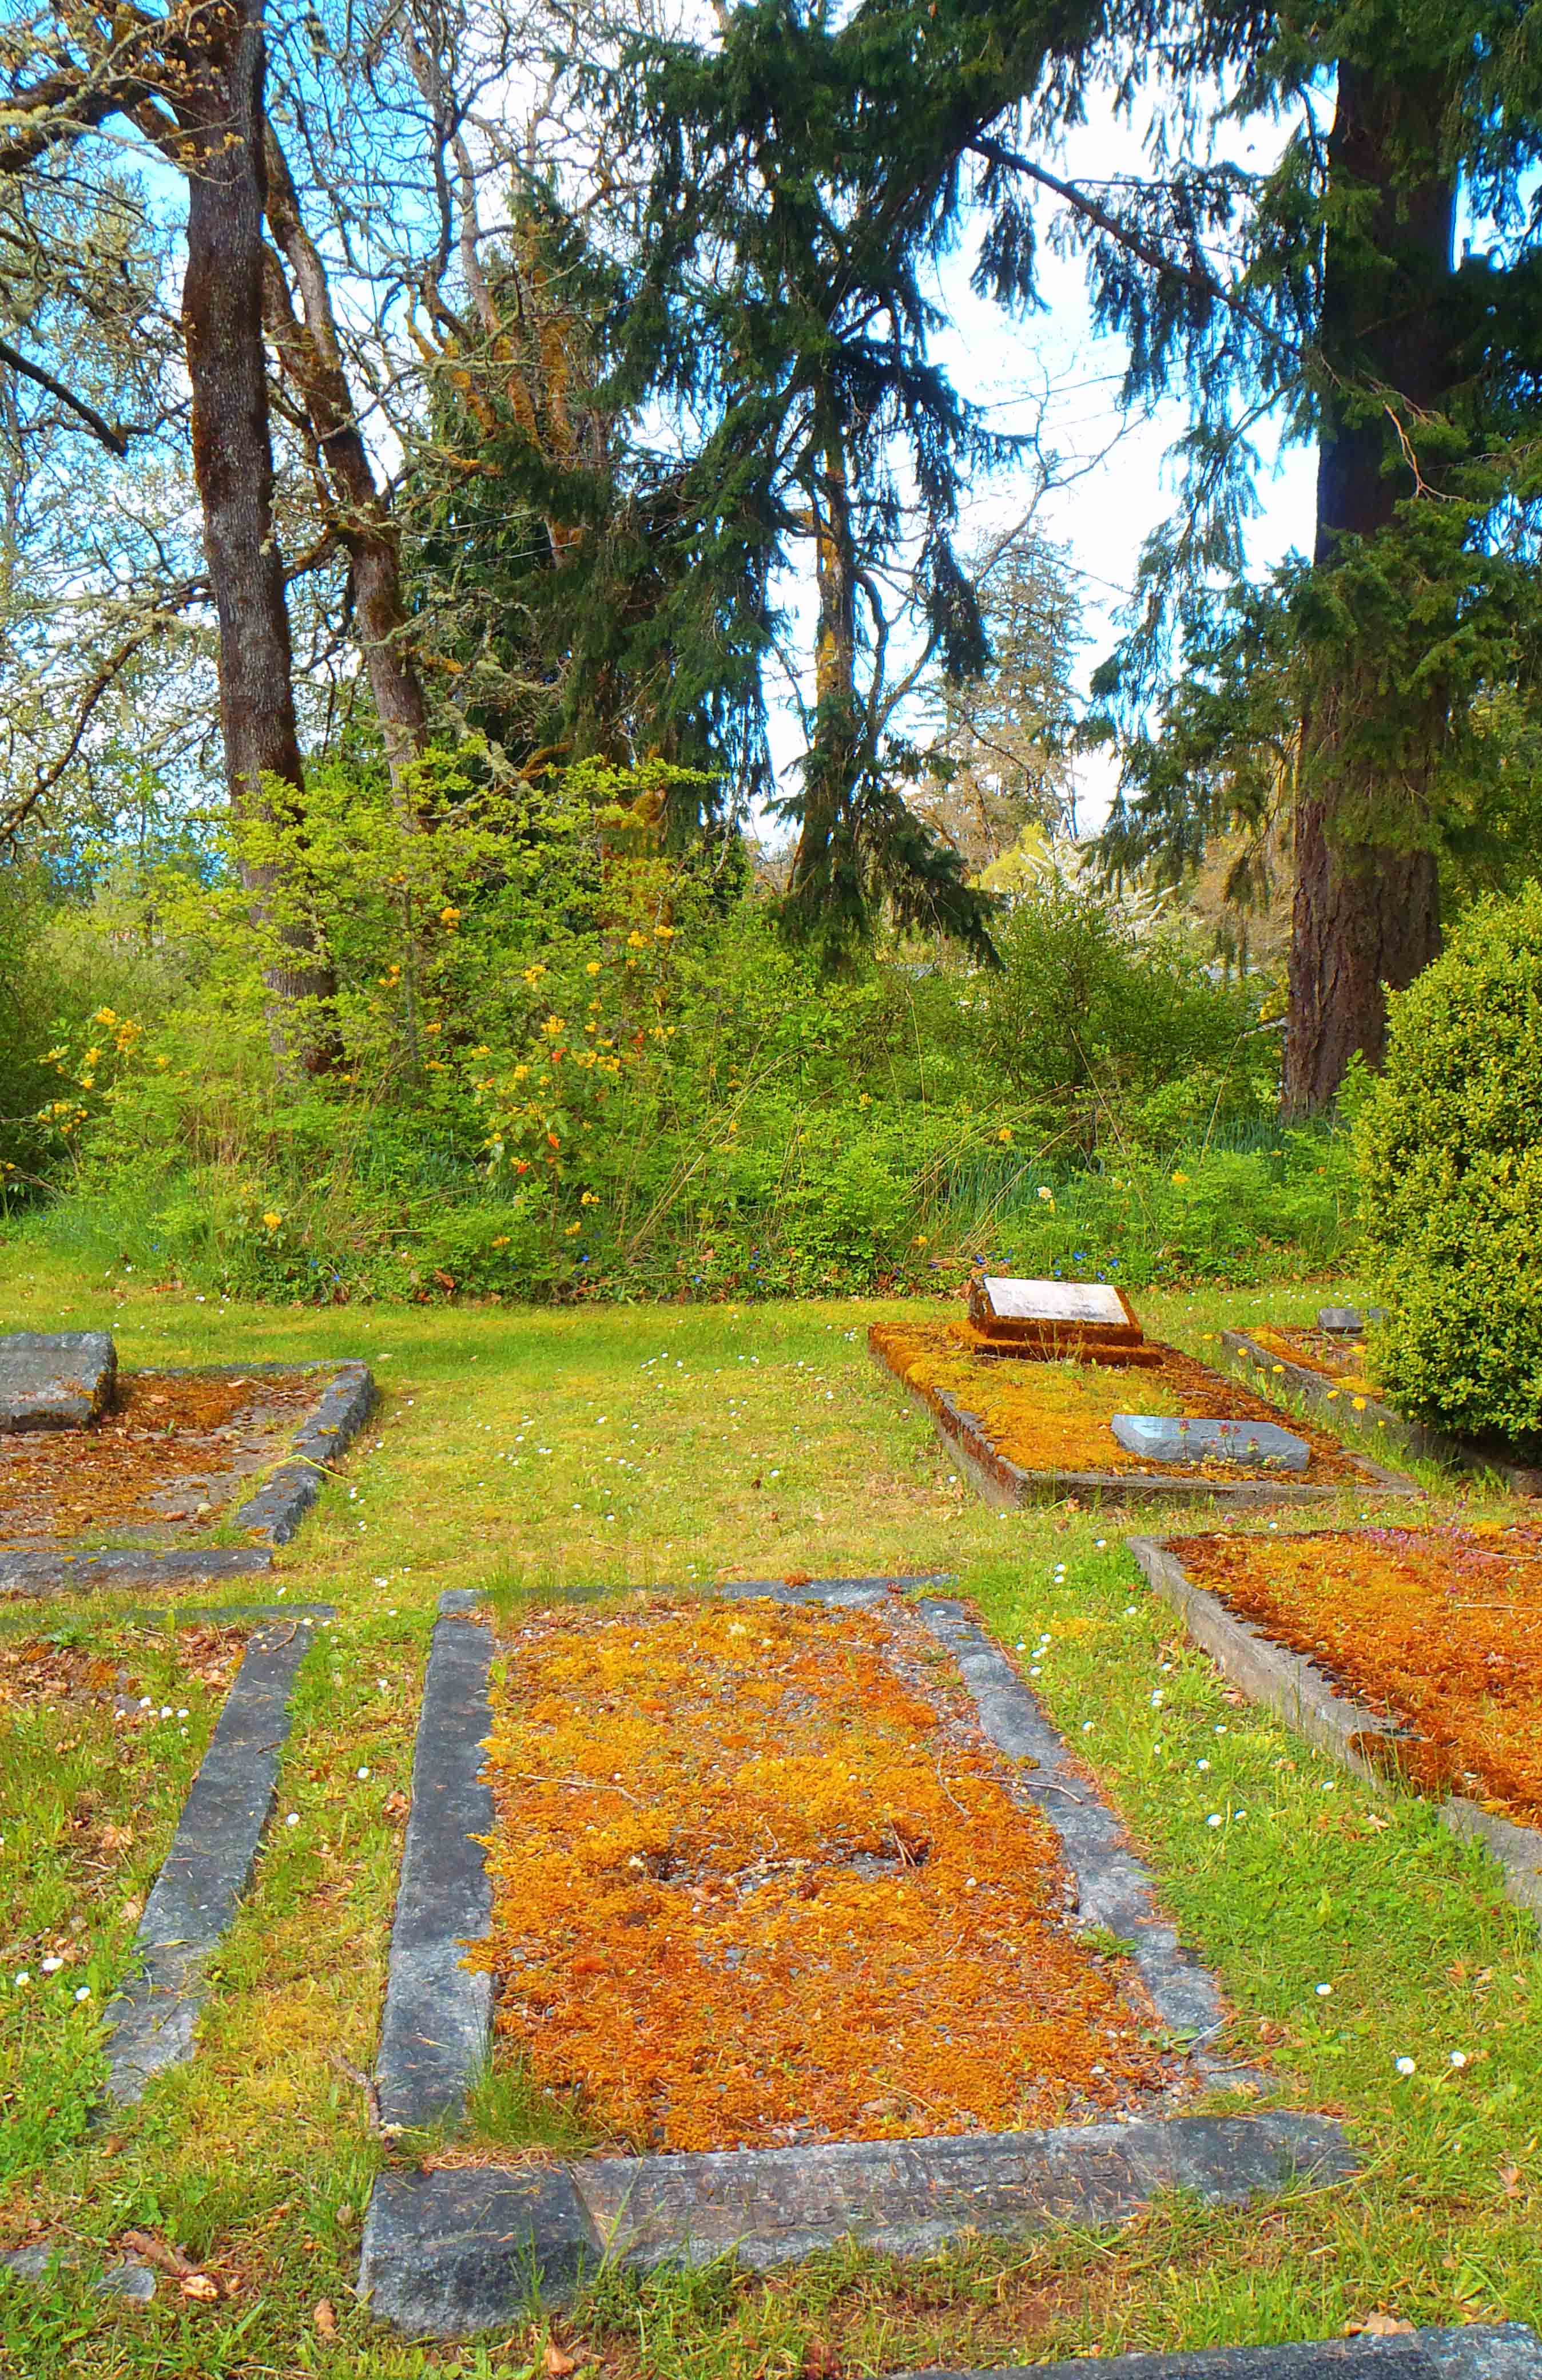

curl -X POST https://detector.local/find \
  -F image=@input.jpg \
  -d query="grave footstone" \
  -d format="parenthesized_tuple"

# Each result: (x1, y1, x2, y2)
(968, 1277, 1159, 1366)
(1111, 1414, 1311, 1471)
(0, 1331, 117, 1431)
(1317, 1306, 1387, 1336)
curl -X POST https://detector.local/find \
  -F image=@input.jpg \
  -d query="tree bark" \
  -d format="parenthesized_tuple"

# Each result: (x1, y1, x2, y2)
(789, 411, 861, 913)
(175, 0, 336, 1070)
(1283, 58, 1453, 1115)
(261, 131, 429, 787)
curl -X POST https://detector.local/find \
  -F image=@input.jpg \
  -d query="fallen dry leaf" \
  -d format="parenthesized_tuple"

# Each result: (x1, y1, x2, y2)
(178, 2274, 221, 2304)
(1345, 2315, 1416, 2338)
(1500, 2163, 1524, 2199)
(314, 2298, 337, 2338)
(384, 1790, 410, 1822)
(119, 2228, 197, 2279)
(803, 2342, 842, 2378)
(543, 2343, 578, 2377)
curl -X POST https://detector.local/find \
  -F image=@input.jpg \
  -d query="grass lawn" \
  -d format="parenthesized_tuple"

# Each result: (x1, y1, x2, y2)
(0, 1248, 1539, 2378)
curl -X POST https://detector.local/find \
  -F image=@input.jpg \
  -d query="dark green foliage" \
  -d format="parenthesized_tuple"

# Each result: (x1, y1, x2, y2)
(977, 884, 1273, 1153)
(1356, 883, 1542, 1450)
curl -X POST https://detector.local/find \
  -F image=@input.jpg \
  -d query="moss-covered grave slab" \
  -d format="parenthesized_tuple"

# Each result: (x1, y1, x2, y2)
(357, 1580, 1354, 2335)
(870, 1318, 1417, 1509)
(1126, 1527, 1542, 1922)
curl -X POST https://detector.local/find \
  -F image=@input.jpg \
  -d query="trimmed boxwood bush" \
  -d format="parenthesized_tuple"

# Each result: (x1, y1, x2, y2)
(1354, 882, 1542, 1451)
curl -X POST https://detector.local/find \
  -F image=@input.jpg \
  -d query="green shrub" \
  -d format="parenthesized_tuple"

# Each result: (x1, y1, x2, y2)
(1355, 881, 1542, 1450)
(5, 756, 1336, 1300)
(976, 883, 1278, 1154)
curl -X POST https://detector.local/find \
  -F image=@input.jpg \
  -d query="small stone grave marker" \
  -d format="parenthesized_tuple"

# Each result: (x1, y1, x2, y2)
(968, 1276, 1159, 1366)
(0, 1331, 117, 1431)
(1111, 1414, 1311, 1471)
(1317, 1306, 1387, 1336)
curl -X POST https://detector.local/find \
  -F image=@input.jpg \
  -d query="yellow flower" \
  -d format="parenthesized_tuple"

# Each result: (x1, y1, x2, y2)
(471, 1044, 491, 1057)
(913, 1234, 928, 1247)
(1170, 1171, 1190, 1187)
(439, 905, 462, 927)
(565, 1222, 582, 1237)
(586, 961, 602, 976)
(858, 1093, 871, 1108)
(93, 1007, 118, 1026)
(542, 1016, 566, 1037)
(521, 963, 547, 987)
(262, 1210, 283, 1231)
(491, 1234, 511, 1248)
(654, 923, 675, 939)
(997, 1127, 1012, 1144)
(1352, 1396, 1367, 1411)
(581, 1191, 600, 1206)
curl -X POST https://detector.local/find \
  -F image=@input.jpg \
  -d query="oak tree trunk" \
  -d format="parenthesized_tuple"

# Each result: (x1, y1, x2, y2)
(177, 0, 337, 1070)
(1283, 58, 1453, 1114)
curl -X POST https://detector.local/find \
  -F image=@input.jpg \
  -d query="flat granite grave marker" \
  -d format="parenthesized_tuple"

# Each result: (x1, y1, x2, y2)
(892, 2324, 1542, 2380)
(0, 1332, 117, 1431)
(1111, 1415, 1311, 1471)
(967, 1278, 1161, 1367)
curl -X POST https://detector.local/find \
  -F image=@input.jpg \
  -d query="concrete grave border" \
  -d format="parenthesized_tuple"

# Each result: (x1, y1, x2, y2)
(359, 1581, 1355, 2337)
(1218, 1331, 1542, 1500)
(0, 1360, 375, 1597)
(1126, 1533, 1542, 1925)
(890, 2323, 1542, 2380)
(869, 1331, 1419, 1512)
(102, 1600, 336, 2102)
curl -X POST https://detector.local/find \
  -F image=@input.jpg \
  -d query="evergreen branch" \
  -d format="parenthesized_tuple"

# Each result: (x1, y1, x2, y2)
(967, 137, 1291, 358)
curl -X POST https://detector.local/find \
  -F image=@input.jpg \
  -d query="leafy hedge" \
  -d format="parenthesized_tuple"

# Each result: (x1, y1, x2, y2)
(1356, 882, 1542, 1451)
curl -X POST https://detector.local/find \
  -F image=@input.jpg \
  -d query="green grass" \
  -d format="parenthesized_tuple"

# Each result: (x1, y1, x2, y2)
(0, 1248, 1537, 2374)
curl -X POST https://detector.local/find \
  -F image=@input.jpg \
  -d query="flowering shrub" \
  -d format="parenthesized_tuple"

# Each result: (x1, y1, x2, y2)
(5, 752, 1348, 1300)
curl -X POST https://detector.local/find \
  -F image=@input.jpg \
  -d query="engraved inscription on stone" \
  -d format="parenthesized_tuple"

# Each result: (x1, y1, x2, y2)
(981, 1279, 1127, 1327)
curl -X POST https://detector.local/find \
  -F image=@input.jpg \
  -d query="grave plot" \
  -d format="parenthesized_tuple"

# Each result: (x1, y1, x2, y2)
(1219, 1319, 1542, 1498)
(0, 1601, 332, 2110)
(359, 1583, 1354, 2338)
(0, 1342, 375, 1596)
(871, 1294, 1414, 1508)
(1126, 1524, 1542, 1920)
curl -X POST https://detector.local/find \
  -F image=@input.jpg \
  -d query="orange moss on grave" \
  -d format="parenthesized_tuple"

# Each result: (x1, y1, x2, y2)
(1170, 1525, 1542, 1819)
(870, 1319, 1364, 1482)
(1248, 1326, 1377, 1398)
(0, 1371, 321, 1547)
(476, 1598, 1192, 2153)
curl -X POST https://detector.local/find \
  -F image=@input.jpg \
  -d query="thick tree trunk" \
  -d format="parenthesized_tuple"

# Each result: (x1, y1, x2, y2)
(261, 133, 429, 786)
(1283, 59, 1453, 1115)
(177, 0, 336, 1070)
(789, 417, 861, 913)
